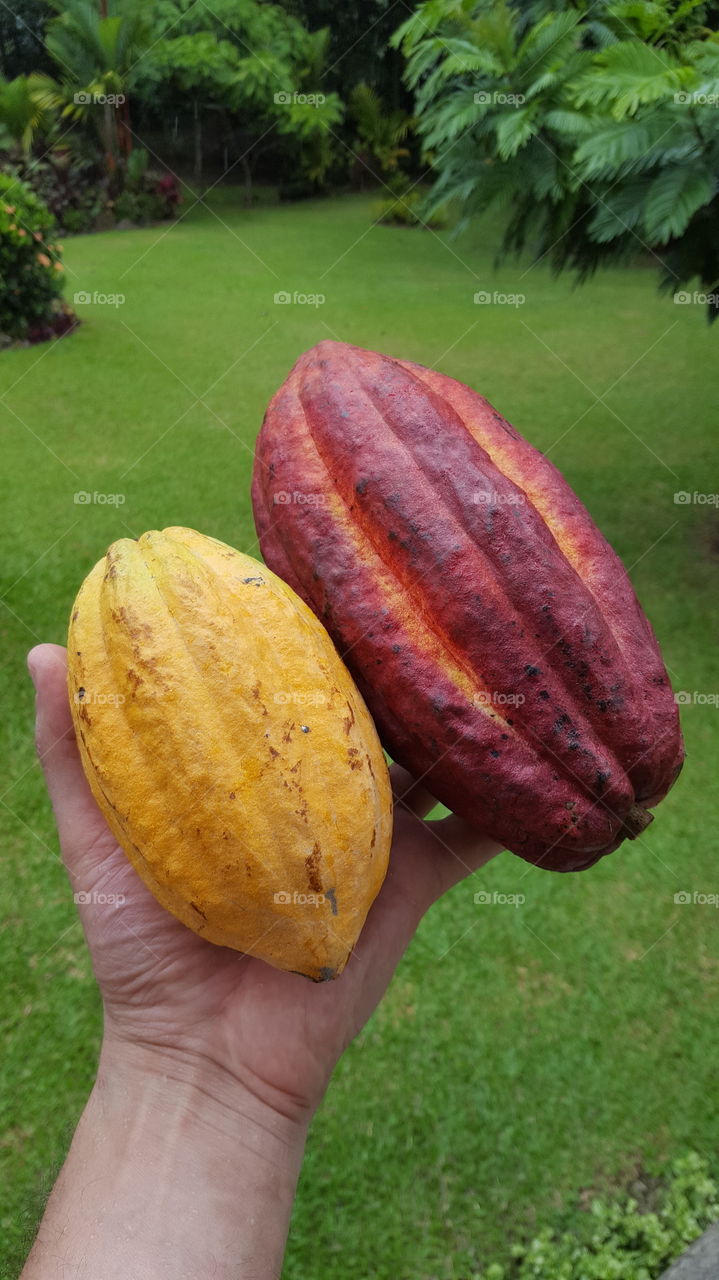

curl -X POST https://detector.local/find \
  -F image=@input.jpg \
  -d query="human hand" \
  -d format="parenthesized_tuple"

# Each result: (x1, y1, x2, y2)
(29, 642, 500, 1123)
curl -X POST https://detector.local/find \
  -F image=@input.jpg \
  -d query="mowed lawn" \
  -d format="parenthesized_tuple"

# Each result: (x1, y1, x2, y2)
(1, 192, 718, 1279)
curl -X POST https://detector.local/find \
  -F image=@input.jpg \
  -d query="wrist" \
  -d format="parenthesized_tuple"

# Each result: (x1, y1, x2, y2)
(96, 1032, 312, 1152)
(23, 1035, 308, 1280)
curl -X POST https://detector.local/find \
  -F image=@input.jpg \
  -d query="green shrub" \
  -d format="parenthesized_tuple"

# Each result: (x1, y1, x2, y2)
(62, 206, 97, 235)
(374, 187, 448, 229)
(478, 1154, 719, 1280)
(111, 148, 182, 225)
(0, 172, 66, 339)
(7, 152, 106, 235)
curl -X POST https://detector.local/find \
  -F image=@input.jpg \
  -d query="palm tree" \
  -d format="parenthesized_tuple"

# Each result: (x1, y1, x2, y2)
(35, 0, 150, 181)
(0, 74, 54, 156)
(349, 82, 412, 183)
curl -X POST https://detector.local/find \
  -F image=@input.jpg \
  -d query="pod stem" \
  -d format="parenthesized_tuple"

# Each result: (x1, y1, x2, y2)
(621, 803, 654, 840)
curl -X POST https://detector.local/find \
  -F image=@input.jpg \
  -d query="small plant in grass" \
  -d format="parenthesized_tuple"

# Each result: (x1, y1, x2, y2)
(0, 172, 73, 343)
(477, 1153, 719, 1280)
(375, 184, 449, 229)
(111, 148, 182, 225)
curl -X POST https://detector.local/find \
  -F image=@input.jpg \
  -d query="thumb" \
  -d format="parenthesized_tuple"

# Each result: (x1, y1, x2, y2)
(28, 643, 114, 871)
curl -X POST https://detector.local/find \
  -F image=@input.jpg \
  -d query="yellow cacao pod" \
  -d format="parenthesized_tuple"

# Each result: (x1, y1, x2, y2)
(67, 527, 392, 980)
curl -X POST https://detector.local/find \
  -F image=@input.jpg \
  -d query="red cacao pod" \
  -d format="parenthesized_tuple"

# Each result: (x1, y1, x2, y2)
(251, 341, 684, 871)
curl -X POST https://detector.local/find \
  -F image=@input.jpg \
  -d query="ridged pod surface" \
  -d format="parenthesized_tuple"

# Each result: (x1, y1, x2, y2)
(252, 341, 684, 871)
(67, 527, 392, 978)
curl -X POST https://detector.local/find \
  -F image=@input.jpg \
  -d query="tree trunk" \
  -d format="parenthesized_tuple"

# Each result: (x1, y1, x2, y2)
(118, 95, 132, 159)
(193, 100, 202, 185)
(102, 100, 117, 184)
(240, 152, 253, 205)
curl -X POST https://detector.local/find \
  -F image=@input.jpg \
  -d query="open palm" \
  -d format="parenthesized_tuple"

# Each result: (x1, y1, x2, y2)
(30, 642, 500, 1119)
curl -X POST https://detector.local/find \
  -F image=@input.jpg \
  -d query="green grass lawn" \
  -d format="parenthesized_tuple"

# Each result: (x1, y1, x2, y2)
(1, 192, 718, 1279)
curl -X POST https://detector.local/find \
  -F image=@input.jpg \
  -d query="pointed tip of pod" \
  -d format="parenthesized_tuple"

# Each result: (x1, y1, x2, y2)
(619, 803, 654, 840)
(292, 965, 339, 982)
(298, 338, 373, 372)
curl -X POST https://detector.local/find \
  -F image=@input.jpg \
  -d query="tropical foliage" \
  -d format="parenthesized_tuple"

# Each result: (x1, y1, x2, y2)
(0, 171, 68, 339)
(0, 0, 347, 200)
(350, 81, 413, 175)
(394, 0, 719, 318)
(134, 1, 343, 191)
(0, 74, 54, 156)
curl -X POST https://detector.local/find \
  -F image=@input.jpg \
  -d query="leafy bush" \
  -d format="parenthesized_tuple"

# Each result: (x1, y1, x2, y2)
(6, 150, 106, 234)
(0, 172, 68, 339)
(111, 149, 182, 224)
(375, 186, 448, 228)
(350, 82, 412, 176)
(8, 147, 182, 233)
(478, 1153, 719, 1280)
